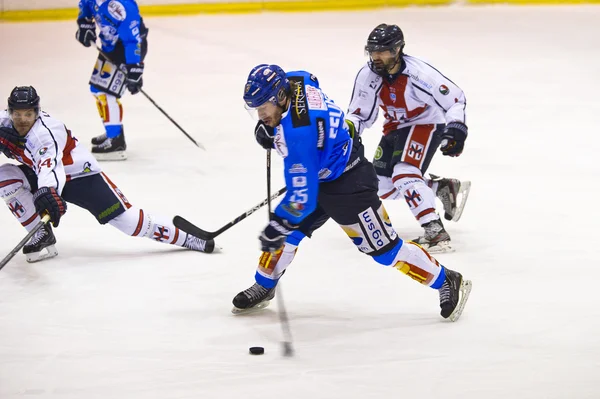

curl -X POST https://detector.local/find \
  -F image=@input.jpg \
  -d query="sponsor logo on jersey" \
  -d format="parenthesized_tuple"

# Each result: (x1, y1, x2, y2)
(292, 176, 307, 188)
(406, 69, 433, 90)
(288, 77, 310, 128)
(439, 85, 449, 95)
(374, 146, 383, 160)
(310, 74, 319, 83)
(318, 168, 331, 179)
(306, 85, 326, 111)
(316, 118, 326, 150)
(274, 127, 288, 157)
(153, 225, 170, 242)
(404, 189, 423, 209)
(9, 199, 25, 218)
(390, 92, 396, 102)
(407, 141, 424, 161)
(289, 163, 307, 174)
(359, 208, 390, 251)
(83, 162, 92, 173)
(38, 147, 48, 156)
(107, 0, 127, 21)
(352, 108, 362, 115)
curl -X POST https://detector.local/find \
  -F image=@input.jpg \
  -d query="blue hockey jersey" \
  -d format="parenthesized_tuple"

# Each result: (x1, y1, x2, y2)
(78, 0, 145, 64)
(273, 71, 353, 225)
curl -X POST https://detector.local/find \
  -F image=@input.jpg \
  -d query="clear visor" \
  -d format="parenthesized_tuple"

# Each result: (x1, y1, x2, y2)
(244, 96, 277, 121)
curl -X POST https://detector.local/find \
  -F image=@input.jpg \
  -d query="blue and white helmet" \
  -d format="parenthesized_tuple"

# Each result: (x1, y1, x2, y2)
(243, 64, 289, 108)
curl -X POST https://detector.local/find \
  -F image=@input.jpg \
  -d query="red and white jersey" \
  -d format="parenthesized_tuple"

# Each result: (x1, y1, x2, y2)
(0, 110, 102, 194)
(346, 54, 467, 136)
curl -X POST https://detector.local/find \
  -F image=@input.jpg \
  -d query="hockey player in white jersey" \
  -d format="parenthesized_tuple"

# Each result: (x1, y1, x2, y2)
(346, 24, 471, 253)
(0, 86, 214, 262)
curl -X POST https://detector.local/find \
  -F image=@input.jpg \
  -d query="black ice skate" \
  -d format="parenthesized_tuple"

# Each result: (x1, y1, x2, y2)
(231, 283, 276, 315)
(182, 234, 215, 254)
(430, 174, 471, 222)
(412, 218, 453, 254)
(438, 268, 472, 322)
(23, 223, 58, 263)
(90, 133, 107, 145)
(92, 132, 127, 161)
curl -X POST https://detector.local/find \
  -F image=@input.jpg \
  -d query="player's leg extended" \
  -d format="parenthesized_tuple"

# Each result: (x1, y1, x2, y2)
(231, 209, 330, 314)
(0, 164, 57, 262)
(60, 172, 214, 253)
(321, 160, 471, 321)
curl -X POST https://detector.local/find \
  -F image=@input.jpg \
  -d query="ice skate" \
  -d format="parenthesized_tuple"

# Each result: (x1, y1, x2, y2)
(438, 268, 472, 322)
(182, 234, 215, 254)
(231, 283, 276, 314)
(430, 174, 471, 222)
(412, 218, 453, 254)
(90, 133, 107, 145)
(23, 223, 58, 263)
(92, 132, 127, 161)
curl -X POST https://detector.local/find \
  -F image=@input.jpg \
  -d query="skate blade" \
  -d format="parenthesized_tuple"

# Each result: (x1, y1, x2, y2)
(231, 300, 271, 315)
(25, 245, 58, 263)
(451, 181, 471, 222)
(92, 151, 127, 161)
(420, 240, 454, 254)
(448, 279, 472, 322)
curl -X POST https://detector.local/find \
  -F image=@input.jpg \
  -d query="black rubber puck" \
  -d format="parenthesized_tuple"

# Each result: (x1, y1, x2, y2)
(249, 346, 265, 355)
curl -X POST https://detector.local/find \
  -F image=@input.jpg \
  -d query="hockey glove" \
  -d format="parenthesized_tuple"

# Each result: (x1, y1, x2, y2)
(33, 187, 67, 228)
(0, 126, 27, 158)
(259, 214, 297, 253)
(440, 122, 468, 157)
(254, 121, 275, 150)
(125, 63, 144, 95)
(76, 18, 97, 47)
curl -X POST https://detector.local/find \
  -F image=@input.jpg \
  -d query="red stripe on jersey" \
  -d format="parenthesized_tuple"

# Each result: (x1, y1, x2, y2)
(21, 213, 39, 227)
(0, 179, 22, 188)
(133, 209, 145, 237)
(392, 173, 423, 184)
(416, 208, 436, 220)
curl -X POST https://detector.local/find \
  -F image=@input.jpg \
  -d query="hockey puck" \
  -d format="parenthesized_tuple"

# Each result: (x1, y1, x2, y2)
(249, 346, 265, 355)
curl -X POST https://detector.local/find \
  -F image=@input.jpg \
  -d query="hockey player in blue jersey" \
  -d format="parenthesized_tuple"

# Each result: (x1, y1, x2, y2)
(76, 0, 148, 161)
(232, 64, 472, 321)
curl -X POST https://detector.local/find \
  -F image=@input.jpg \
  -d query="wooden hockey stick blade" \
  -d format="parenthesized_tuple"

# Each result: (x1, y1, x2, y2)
(173, 187, 287, 240)
(0, 214, 51, 271)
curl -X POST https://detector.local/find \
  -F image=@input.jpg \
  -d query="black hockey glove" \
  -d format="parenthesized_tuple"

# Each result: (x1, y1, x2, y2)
(76, 18, 97, 47)
(254, 121, 275, 150)
(0, 126, 27, 158)
(33, 187, 67, 228)
(125, 63, 144, 95)
(440, 122, 468, 157)
(259, 214, 297, 253)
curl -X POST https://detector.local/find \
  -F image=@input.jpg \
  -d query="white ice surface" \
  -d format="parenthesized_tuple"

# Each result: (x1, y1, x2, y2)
(0, 5, 599, 398)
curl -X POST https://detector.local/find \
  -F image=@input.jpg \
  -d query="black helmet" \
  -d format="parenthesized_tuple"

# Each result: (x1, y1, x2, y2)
(8, 86, 40, 113)
(365, 24, 405, 54)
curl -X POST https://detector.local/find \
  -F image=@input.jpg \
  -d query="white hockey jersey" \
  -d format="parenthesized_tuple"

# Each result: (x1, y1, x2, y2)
(346, 55, 467, 136)
(0, 110, 101, 194)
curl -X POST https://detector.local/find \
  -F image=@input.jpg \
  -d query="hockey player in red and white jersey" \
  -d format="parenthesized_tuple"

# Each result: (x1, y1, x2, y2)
(0, 86, 214, 262)
(345, 24, 471, 253)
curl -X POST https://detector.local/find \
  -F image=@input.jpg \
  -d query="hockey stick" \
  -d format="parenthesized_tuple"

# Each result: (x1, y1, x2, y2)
(172, 186, 286, 240)
(266, 150, 294, 357)
(92, 44, 206, 150)
(0, 214, 51, 272)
